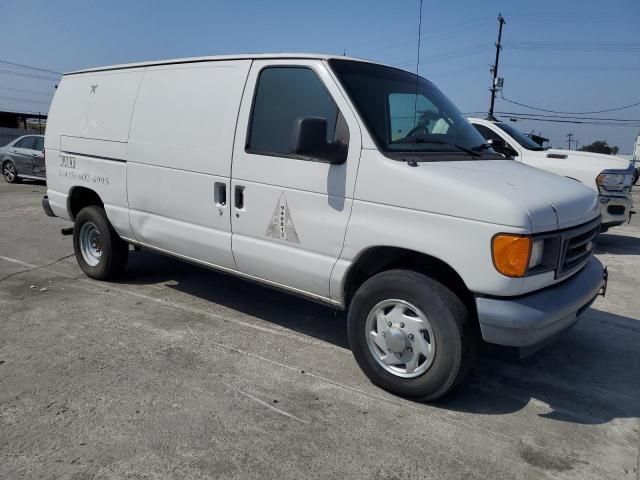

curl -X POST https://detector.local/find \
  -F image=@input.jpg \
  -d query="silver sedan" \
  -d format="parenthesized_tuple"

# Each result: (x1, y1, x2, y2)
(1, 135, 46, 183)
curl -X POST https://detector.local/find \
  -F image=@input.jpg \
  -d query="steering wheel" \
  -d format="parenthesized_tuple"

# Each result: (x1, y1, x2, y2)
(406, 124, 429, 138)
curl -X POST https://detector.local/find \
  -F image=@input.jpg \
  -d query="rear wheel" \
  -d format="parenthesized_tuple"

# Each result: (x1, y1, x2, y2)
(348, 269, 476, 400)
(73, 206, 128, 279)
(2, 161, 20, 183)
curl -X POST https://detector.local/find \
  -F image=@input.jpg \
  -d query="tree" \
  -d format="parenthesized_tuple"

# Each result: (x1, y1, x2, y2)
(579, 140, 619, 155)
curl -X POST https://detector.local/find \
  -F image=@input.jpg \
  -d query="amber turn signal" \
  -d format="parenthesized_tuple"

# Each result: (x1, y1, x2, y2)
(492, 235, 532, 277)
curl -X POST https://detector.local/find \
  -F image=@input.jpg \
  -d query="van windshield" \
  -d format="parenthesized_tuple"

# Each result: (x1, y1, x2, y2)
(329, 59, 496, 159)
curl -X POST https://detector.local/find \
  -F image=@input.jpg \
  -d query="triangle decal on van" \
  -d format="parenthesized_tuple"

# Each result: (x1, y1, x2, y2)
(265, 192, 300, 243)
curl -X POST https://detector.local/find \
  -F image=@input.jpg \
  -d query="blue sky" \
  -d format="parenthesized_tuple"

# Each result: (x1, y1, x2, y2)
(2, 0, 639, 152)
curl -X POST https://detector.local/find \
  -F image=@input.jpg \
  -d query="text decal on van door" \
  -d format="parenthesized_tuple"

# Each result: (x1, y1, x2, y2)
(265, 193, 300, 243)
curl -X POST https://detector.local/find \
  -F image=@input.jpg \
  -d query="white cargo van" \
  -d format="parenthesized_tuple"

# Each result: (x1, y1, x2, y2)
(469, 118, 635, 231)
(43, 54, 606, 400)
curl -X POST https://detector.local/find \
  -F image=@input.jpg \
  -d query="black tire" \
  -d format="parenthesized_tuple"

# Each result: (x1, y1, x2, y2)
(73, 206, 128, 280)
(347, 269, 476, 401)
(2, 160, 20, 183)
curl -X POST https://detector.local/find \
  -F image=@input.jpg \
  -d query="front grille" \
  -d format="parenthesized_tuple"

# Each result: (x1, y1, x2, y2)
(557, 218, 600, 278)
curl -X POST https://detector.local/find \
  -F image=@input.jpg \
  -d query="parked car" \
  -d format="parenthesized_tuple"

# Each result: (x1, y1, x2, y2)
(469, 118, 634, 232)
(42, 54, 605, 400)
(1, 134, 46, 183)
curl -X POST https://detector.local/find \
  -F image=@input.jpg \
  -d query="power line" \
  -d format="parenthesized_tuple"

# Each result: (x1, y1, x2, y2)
(0, 94, 51, 105)
(0, 68, 59, 81)
(494, 115, 640, 127)
(501, 63, 640, 72)
(394, 44, 491, 68)
(0, 59, 61, 75)
(500, 92, 640, 114)
(504, 42, 640, 52)
(0, 85, 54, 97)
(494, 111, 640, 122)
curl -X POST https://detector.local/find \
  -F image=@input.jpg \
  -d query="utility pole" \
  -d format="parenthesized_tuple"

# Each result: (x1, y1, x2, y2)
(566, 133, 574, 150)
(488, 13, 506, 120)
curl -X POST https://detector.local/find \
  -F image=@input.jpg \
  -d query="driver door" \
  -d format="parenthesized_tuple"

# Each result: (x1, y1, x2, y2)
(230, 59, 361, 300)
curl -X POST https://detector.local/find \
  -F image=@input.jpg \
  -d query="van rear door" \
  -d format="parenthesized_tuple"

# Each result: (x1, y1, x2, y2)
(229, 59, 361, 300)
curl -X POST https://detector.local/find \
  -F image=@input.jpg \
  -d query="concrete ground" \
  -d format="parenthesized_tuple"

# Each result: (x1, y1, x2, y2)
(1, 180, 639, 480)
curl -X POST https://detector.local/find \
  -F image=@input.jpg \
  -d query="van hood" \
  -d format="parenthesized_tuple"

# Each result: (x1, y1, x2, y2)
(359, 157, 600, 232)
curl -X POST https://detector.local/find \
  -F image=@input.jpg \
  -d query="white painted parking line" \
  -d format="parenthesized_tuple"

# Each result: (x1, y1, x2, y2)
(222, 384, 309, 424)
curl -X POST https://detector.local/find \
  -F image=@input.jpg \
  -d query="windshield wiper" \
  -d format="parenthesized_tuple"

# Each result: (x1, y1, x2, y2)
(410, 138, 482, 158)
(472, 143, 492, 151)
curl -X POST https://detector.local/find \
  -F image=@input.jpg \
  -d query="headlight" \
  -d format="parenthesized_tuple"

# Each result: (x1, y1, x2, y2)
(529, 239, 544, 268)
(596, 171, 629, 191)
(492, 235, 555, 277)
(492, 234, 531, 277)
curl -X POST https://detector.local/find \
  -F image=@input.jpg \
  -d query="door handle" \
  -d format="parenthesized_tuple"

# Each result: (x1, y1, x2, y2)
(234, 185, 245, 210)
(214, 182, 226, 206)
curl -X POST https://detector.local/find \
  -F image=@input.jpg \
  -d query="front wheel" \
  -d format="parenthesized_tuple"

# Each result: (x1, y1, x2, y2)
(2, 161, 20, 183)
(348, 269, 476, 401)
(73, 206, 129, 280)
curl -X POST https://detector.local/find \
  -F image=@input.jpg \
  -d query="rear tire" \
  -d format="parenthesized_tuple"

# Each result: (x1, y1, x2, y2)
(347, 269, 476, 401)
(73, 206, 128, 280)
(2, 161, 20, 183)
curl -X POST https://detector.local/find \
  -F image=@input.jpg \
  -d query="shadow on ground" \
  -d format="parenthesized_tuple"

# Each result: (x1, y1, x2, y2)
(596, 232, 640, 255)
(123, 249, 350, 349)
(118, 250, 640, 425)
(433, 308, 640, 424)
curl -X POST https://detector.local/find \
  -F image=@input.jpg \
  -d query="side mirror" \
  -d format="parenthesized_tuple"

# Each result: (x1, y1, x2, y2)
(487, 138, 506, 149)
(488, 138, 517, 157)
(290, 117, 346, 164)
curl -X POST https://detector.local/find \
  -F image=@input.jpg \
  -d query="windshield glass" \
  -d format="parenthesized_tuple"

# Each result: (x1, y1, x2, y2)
(494, 123, 546, 151)
(329, 59, 492, 158)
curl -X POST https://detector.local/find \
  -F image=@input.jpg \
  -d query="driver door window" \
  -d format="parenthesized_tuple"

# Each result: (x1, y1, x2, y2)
(388, 93, 448, 142)
(15, 137, 37, 150)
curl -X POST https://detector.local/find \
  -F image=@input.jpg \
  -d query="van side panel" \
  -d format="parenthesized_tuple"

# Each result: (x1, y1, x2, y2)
(44, 71, 144, 235)
(126, 61, 252, 270)
(127, 61, 251, 175)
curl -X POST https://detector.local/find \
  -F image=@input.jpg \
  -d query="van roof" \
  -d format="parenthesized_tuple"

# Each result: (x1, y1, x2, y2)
(65, 53, 388, 76)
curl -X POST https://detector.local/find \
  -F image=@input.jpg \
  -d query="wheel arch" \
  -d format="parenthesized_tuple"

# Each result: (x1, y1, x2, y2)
(343, 246, 476, 320)
(68, 186, 104, 220)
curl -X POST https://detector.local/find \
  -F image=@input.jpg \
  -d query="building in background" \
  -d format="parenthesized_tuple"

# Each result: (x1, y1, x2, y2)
(0, 110, 47, 147)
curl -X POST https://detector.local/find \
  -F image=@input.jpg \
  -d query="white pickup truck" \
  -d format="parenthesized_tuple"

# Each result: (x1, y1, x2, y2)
(469, 118, 634, 231)
(42, 54, 606, 400)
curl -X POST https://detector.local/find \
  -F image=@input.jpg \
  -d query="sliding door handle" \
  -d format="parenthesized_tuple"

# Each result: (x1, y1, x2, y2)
(214, 182, 226, 206)
(234, 185, 245, 210)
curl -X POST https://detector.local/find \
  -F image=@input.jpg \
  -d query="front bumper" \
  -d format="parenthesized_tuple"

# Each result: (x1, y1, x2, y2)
(599, 193, 633, 228)
(476, 257, 604, 348)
